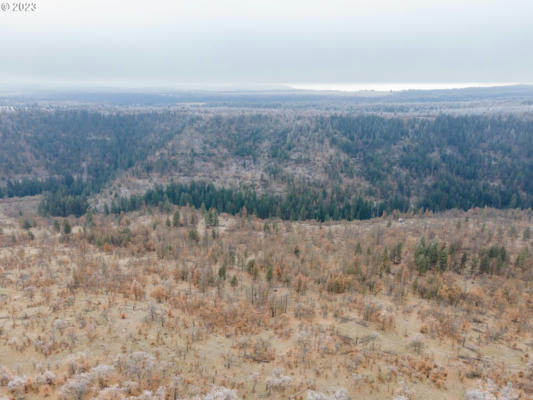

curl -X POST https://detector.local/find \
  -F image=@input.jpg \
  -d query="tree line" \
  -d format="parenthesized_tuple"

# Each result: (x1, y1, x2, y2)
(106, 181, 408, 221)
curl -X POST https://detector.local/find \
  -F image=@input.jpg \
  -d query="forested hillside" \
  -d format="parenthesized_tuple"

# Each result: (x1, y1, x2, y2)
(1, 109, 532, 218)
(0, 110, 189, 190)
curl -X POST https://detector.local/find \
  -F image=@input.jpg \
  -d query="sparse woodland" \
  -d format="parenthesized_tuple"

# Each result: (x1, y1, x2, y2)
(0, 202, 532, 399)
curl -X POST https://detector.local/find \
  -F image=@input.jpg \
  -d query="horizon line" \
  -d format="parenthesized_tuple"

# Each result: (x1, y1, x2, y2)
(0, 80, 531, 95)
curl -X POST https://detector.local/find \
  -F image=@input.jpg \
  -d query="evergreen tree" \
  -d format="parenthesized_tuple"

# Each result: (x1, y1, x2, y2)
(62, 219, 72, 235)
(172, 210, 181, 227)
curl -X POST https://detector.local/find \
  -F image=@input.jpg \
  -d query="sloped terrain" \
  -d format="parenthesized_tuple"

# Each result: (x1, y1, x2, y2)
(0, 202, 532, 399)
(2, 108, 533, 216)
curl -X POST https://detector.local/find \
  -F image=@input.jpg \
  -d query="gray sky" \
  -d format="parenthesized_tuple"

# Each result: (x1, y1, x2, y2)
(1, 0, 532, 89)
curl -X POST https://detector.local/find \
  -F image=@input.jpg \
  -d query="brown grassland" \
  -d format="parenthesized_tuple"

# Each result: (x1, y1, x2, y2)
(0, 199, 532, 400)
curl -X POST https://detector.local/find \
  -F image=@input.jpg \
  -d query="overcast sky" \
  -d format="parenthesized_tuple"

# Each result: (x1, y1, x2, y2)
(1, 0, 532, 90)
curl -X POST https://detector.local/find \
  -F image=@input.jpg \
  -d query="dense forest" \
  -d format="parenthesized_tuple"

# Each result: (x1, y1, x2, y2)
(1, 110, 532, 218)
(105, 181, 407, 221)
(0, 110, 190, 215)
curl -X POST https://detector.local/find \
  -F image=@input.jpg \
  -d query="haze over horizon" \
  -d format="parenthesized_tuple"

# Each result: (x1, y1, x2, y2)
(1, 0, 532, 89)
(1, 80, 530, 94)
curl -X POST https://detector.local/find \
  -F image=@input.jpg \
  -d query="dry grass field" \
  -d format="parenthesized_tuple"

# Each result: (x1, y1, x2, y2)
(0, 199, 532, 400)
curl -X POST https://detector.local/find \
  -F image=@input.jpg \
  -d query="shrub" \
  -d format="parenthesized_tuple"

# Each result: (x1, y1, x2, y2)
(265, 367, 292, 393)
(188, 229, 200, 243)
(59, 373, 91, 400)
(307, 388, 350, 400)
(407, 334, 425, 354)
(202, 386, 240, 400)
(150, 285, 168, 303)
